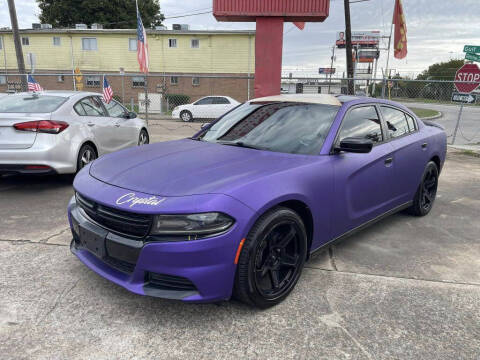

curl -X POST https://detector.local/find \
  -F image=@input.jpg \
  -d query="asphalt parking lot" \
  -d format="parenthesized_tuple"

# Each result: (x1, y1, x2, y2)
(1, 120, 480, 360)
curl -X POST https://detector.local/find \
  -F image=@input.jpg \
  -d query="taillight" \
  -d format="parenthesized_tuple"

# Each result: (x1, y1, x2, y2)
(13, 120, 69, 134)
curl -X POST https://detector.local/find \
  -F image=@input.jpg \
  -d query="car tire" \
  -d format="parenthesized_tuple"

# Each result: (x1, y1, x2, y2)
(76, 144, 97, 173)
(138, 129, 149, 145)
(233, 207, 308, 308)
(180, 110, 193, 122)
(408, 161, 439, 217)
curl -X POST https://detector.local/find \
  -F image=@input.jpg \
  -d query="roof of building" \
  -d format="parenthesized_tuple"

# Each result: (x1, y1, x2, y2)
(250, 94, 342, 106)
(0, 28, 256, 36)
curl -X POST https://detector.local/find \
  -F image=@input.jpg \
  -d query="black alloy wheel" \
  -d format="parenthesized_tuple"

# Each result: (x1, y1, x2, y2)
(234, 207, 307, 308)
(408, 161, 439, 216)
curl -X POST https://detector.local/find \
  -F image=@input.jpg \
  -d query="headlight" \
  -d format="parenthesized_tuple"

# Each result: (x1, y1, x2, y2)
(150, 212, 234, 237)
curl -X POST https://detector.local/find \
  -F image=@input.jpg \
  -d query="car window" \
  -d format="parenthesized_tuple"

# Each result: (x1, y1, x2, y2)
(77, 97, 107, 117)
(74, 102, 87, 116)
(200, 102, 340, 155)
(195, 97, 213, 105)
(405, 113, 417, 132)
(381, 106, 410, 139)
(338, 106, 383, 144)
(0, 95, 66, 113)
(213, 97, 230, 105)
(102, 99, 127, 118)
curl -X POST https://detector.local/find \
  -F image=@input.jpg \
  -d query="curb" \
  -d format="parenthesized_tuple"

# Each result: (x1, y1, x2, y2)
(447, 145, 480, 156)
(420, 112, 443, 121)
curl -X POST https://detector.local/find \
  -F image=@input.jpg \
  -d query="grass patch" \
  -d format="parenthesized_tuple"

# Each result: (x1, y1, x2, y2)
(459, 150, 480, 158)
(408, 107, 440, 119)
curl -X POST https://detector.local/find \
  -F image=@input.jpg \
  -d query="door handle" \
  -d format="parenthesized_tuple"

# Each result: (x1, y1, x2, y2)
(87, 122, 95, 127)
(384, 157, 393, 165)
(115, 123, 120, 127)
(422, 143, 428, 149)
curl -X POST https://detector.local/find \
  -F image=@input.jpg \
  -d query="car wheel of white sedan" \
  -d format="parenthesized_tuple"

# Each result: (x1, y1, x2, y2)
(138, 129, 149, 146)
(180, 110, 193, 122)
(77, 144, 97, 172)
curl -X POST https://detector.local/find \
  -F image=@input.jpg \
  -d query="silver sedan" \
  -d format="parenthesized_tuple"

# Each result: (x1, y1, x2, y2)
(0, 91, 149, 175)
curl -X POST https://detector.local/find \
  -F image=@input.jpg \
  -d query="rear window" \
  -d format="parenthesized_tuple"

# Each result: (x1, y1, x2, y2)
(0, 95, 67, 113)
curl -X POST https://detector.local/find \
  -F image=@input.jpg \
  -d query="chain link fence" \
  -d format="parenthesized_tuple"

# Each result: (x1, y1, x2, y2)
(1, 73, 479, 145)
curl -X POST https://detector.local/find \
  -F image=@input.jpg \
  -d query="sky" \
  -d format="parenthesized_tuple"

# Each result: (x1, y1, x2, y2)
(1, 0, 479, 78)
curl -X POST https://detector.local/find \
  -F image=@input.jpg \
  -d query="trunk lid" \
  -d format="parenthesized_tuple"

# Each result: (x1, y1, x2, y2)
(0, 113, 51, 149)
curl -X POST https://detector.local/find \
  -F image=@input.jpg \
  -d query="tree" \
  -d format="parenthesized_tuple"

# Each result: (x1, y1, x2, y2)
(37, 0, 164, 29)
(416, 59, 465, 81)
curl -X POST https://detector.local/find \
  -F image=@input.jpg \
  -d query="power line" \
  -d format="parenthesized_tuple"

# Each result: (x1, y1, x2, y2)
(164, 11, 212, 20)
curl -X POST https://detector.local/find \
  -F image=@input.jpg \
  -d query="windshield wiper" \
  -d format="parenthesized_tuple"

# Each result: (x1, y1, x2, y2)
(216, 141, 263, 150)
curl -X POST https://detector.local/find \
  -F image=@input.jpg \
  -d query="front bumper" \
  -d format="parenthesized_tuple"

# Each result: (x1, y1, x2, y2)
(68, 193, 253, 303)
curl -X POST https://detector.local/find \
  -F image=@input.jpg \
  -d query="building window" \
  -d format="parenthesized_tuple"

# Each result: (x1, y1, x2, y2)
(57, 75, 65, 83)
(191, 39, 199, 49)
(132, 76, 146, 88)
(0, 75, 6, 85)
(170, 76, 178, 85)
(129, 38, 137, 51)
(22, 37, 29, 46)
(168, 39, 177, 48)
(0, 37, 3, 50)
(53, 37, 61, 46)
(192, 77, 200, 86)
(82, 38, 97, 51)
(85, 75, 101, 87)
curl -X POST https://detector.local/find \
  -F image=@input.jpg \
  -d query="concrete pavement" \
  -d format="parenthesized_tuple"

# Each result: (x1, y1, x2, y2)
(1, 123, 480, 359)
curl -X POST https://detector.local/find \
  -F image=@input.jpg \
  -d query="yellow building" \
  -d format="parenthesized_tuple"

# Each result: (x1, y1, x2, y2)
(0, 28, 255, 101)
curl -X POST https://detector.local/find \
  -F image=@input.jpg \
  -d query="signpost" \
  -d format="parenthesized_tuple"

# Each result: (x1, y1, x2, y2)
(318, 68, 336, 75)
(464, 45, 480, 54)
(465, 52, 480, 63)
(451, 62, 480, 145)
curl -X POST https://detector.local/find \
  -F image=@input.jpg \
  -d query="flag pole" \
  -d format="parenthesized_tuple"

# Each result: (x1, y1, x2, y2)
(382, 3, 395, 98)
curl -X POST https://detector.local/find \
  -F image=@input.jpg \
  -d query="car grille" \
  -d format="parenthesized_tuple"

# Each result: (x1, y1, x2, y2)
(76, 193, 152, 238)
(145, 273, 197, 292)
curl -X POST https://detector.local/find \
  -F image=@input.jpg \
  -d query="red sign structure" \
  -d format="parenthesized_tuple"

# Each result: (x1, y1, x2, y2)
(214, 0, 331, 98)
(454, 63, 480, 93)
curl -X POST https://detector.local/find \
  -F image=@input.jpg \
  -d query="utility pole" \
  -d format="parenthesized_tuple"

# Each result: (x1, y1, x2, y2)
(7, 0, 27, 91)
(344, 0, 354, 95)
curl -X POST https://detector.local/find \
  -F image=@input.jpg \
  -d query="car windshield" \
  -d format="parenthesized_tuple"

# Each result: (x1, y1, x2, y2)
(0, 95, 67, 113)
(199, 102, 340, 155)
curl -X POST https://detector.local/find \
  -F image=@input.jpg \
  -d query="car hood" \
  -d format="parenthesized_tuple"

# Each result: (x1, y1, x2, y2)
(89, 139, 317, 197)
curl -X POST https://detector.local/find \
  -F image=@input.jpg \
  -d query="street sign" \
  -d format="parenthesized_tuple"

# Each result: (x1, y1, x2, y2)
(465, 52, 480, 63)
(454, 63, 480, 93)
(451, 92, 477, 104)
(464, 45, 480, 54)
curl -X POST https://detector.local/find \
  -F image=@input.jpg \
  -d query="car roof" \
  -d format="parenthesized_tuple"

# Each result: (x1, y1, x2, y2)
(250, 94, 342, 106)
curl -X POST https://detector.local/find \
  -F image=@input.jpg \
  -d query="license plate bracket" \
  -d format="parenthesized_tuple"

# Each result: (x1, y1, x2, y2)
(78, 222, 107, 259)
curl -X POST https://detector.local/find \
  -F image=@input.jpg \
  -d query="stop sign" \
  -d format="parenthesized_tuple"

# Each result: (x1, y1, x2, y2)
(455, 63, 480, 93)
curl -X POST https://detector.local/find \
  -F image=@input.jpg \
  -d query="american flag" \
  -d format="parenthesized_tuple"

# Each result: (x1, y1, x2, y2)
(27, 74, 43, 92)
(102, 76, 114, 104)
(136, 2, 149, 74)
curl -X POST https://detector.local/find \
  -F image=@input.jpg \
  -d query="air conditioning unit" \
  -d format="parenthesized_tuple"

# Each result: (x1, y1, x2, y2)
(172, 24, 189, 31)
(41, 23, 53, 29)
(32, 23, 41, 30)
(91, 23, 103, 30)
(75, 24, 88, 30)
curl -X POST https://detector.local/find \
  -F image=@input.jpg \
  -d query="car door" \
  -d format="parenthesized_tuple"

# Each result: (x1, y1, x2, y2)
(212, 97, 232, 118)
(74, 96, 116, 155)
(102, 99, 138, 149)
(331, 104, 396, 238)
(379, 106, 429, 205)
(192, 97, 214, 118)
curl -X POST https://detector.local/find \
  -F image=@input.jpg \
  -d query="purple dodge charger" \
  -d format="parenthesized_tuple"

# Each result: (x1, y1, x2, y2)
(68, 94, 446, 308)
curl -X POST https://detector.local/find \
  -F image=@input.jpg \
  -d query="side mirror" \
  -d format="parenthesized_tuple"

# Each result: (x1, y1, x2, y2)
(125, 111, 137, 119)
(334, 137, 373, 154)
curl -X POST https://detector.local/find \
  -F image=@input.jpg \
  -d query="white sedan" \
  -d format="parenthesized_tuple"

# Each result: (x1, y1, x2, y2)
(172, 96, 240, 122)
(0, 91, 149, 175)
